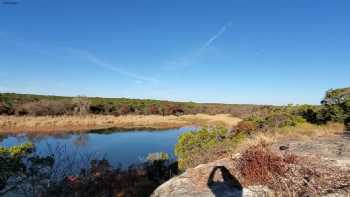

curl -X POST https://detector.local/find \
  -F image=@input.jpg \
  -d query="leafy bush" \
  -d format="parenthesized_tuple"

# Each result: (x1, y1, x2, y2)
(235, 120, 258, 133)
(298, 99, 349, 125)
(175, 127, 247, 170)
(242, 113, 306, 133)
(0, 101, 14, 115)
(264, 113, 305, 128)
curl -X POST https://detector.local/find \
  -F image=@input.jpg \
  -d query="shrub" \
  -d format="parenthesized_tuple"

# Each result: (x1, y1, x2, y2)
(1, 144, 177, 197)
(145, 104, 160, 115)
(45, 154, 178, 197)
(118, 104, 134, 115)
(72, 97, 90, 115)
(175, 127, 247, 170)
(244, 115, 265, 124)
(238, 143, 350, 195)
(14, 100, 74, 116)
(175, 128, 228, 169)
(146, 152, 169, 162)
(238, 144, 298, 186)
(345, 117, 350, 130)
(89, 104, 105, 114)
(145, 152, 176, 183)
(301, 104, 348, 125)
(264, 113, 303, 128)
(235, 120, 258, 133)
(313, 88, 350, 124)
(243, 113, 306, 133)
(0, 101, 14, 115)
(45, 159, 158, 197)
(300, 108, 321, 124)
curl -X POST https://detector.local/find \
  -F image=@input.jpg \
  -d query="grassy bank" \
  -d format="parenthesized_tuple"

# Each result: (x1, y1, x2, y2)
(0, 114, 241, 134)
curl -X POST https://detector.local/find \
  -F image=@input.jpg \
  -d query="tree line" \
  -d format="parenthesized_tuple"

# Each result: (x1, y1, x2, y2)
(0, 93, 277, 118)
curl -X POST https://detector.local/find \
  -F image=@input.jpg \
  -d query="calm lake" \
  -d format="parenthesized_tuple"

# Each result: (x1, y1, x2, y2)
(0, 127, 196, 168)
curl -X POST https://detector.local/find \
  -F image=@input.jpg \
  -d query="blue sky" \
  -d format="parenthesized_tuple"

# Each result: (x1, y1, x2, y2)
(0, 0, 349, 105)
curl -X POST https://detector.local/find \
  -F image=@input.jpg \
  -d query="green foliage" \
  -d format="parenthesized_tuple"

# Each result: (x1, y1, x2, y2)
(296, 97, 350, 125)
(175, 127, 246, 170)
(235, 120, 258, 133)
(0, 142, 34, 156)
(244, 113, 306, 131)
(325, 87, 350, 99)
(264, 113, 305, 128)
(245, 115, 265, 124)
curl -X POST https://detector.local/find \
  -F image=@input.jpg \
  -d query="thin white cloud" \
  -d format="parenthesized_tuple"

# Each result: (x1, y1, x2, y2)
(197, 21, 232, 55)
(164, 21, 232, 70)
(67, 48, 159, 83)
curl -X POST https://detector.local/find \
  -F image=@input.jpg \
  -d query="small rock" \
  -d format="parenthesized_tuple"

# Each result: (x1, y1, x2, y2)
(279, 145, 289, 151)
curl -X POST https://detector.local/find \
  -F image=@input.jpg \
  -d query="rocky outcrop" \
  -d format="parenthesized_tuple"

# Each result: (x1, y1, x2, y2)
(151, 157, 273, 197)
(272, 135, 350, 170)
(152, 135, 350, 197)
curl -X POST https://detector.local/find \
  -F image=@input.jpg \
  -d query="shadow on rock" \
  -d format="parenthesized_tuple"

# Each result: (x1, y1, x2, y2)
(207, 166, 243, 197)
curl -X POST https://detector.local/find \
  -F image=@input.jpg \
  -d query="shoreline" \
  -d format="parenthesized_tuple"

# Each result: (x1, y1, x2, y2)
(0, 114, 241, 134)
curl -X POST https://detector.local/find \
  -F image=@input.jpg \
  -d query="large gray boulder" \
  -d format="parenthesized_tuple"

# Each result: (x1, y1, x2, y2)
(151, 158, 272, 197)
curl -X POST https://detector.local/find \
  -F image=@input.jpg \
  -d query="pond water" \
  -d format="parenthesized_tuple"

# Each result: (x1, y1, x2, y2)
(0, 127, 196, 168)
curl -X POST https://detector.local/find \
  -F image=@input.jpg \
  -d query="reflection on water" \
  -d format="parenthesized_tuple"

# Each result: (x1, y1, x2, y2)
(74, 134, 90, 146)
(0, 127, 195, 167)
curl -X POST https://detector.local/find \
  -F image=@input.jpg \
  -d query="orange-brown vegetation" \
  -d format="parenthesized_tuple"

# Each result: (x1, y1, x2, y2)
(236, 143, 350, 195)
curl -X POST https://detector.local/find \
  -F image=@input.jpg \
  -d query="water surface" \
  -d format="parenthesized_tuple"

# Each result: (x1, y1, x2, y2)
(0, 127, 195, 167)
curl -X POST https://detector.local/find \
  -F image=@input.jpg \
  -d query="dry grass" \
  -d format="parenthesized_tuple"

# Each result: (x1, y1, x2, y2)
(236, 122, 345, 152)
(0, 114, 241, 134)
(180, 113, 241, 128)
